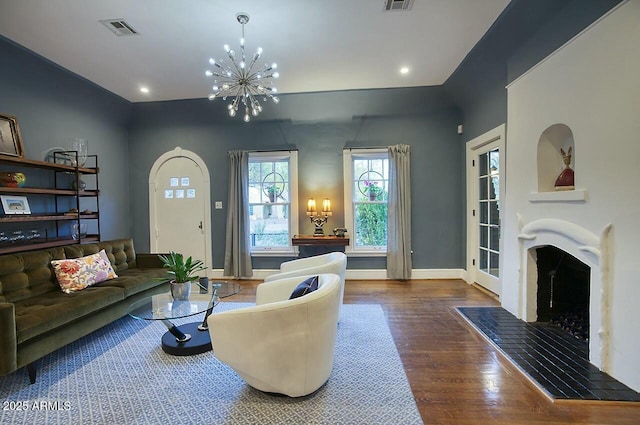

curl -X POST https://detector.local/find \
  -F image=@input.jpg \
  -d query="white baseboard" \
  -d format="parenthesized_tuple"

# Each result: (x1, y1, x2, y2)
(209, 268, 467, 281)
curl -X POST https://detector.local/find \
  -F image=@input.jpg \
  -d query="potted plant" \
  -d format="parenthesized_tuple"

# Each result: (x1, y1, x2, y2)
(266, 185, 277, 203)
(364, 181, 382, 201)
(158, 251, 207, 300)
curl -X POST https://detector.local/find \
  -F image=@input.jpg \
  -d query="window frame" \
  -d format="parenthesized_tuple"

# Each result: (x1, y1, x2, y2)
(248, 151, 299, 256)
(343, 148, 389, 256)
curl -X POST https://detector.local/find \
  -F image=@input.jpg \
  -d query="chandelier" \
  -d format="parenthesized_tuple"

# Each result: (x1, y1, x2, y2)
(205, 13, 279, 122)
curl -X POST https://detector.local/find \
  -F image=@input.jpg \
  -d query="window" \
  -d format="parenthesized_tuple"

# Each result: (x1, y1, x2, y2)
(343, 149, 389, 255)
(248, 151, 298, 255)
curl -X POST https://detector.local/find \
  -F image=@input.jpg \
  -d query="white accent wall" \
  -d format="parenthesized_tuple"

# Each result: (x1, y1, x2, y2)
(502, 0, 640, 391)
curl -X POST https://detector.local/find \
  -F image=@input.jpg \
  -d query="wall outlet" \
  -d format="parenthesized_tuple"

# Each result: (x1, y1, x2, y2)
(215, 201, 223, 209)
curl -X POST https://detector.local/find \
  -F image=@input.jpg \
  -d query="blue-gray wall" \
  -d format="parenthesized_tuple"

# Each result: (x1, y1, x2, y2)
(444, 0, 622, 143)
(0, 0, 621, 271)
(128, 88, 462, 270)
(0, 36, 132, 239)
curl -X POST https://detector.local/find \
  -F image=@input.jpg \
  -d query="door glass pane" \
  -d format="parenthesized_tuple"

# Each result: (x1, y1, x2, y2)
(479, 152, 488, 176)
(479, 177, 488, 201)
(479, 225, 488, 248)
(479, 201, 488, 225)
(489, 176, 498, 200)
(478, 148, 500, 279)
(489, 201, 499, 225)
(490, 226, 500, 251)
(489, 252, 500, 277)
(479, 249, 488, 272)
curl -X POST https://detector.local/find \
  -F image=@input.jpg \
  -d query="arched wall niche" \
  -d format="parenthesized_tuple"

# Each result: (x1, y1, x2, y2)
(536, 123, 575, 192)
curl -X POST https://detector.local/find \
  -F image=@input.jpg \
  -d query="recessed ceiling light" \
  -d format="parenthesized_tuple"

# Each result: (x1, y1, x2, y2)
(140, 87, 149, 94)
(400, 67, 410, 75)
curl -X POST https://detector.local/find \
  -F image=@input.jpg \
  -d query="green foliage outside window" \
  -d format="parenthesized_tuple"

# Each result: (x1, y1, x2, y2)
(355, 203, 387, 246)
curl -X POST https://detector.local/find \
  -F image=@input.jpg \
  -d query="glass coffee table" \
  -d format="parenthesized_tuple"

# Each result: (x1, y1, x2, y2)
(128, 280, 241, 356)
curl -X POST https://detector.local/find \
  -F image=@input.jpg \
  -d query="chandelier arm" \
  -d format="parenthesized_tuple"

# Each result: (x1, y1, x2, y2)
(246, 56, 259, 74)
(231, 94, 241, 110)
(248, 94, 263, 113)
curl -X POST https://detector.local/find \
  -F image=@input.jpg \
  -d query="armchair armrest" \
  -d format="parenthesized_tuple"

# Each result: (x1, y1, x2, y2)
(279, 255, 327, 273)
(136, 253, 167, 269)
(0, 302, 17, 376)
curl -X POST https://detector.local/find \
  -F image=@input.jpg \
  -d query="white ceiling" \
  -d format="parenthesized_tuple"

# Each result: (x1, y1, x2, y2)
(0, 0, 511, 103)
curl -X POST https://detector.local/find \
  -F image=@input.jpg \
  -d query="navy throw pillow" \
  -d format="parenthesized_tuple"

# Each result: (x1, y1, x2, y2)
(289, 275, 319, 299)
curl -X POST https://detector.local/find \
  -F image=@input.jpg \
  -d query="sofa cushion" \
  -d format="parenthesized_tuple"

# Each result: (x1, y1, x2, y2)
(14, 286, 125, 344)
(289, 275, 319, 299)
(0, 248, 65, 303)
(98, 268, 169, 297)
(51, 250, 119, 293)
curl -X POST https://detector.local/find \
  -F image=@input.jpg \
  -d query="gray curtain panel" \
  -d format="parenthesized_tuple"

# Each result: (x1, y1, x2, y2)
(223, 150, 253, 278)
(387, 144, 412, 280)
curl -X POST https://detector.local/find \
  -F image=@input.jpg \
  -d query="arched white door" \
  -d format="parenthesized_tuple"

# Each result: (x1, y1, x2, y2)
(149, 148, 212, 273)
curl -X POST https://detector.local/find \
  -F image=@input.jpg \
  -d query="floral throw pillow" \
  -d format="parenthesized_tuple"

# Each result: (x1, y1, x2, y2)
(52, 250, 118, 293)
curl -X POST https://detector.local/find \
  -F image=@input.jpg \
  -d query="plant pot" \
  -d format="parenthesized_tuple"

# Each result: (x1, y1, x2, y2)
(170, 281, 191, 301)
(369, 192, 378, 201)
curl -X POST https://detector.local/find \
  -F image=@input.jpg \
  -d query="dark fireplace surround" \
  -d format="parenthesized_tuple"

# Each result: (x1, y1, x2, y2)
(536, 245, 590, 341)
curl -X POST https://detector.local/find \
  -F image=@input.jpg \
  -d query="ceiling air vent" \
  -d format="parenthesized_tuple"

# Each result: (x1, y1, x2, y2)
(384, 0, 414, 11)
(100, 19, 139, 36)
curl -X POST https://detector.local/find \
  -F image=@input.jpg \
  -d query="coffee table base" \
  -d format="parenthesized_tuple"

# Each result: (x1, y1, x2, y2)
(161, 322, 212, 356)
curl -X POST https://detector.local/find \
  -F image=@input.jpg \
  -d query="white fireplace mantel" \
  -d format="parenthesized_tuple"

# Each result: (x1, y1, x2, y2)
(516, 216, 613, 372)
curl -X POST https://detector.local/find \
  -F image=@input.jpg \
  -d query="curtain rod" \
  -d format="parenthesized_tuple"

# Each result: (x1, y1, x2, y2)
(342, 146, 388, 151)
(227, 148, 299, 154)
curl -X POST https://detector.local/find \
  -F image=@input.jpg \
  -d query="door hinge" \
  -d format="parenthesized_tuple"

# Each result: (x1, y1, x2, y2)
(472, 159, 475, 167)
(472, 259, 476, 266)
(472, 209, 476, 217)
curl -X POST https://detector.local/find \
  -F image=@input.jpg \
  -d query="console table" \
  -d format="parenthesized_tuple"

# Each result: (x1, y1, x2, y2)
(292, 234, 349, 257)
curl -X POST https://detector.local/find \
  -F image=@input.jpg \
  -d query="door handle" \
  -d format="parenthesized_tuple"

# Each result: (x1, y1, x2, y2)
(198, 221, 203, 229)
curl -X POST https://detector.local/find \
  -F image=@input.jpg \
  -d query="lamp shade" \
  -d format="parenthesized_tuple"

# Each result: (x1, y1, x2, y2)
(322, 198, 332, 216)
(307, 198, 317, 215)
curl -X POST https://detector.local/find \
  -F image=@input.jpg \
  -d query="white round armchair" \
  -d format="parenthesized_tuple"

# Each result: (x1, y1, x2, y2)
(207, 273, 341, 397)
(264, 252, 347, 315)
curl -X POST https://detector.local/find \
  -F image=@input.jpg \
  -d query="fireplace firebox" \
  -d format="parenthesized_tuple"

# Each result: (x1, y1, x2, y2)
(536, 246, 590, 341)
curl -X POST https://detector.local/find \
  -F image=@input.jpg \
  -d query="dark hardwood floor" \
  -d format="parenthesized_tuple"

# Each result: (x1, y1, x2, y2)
(227, 279, 640, 424)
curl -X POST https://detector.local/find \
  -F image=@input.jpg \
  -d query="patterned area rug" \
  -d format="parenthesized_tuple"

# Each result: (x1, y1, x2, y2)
(0, 303, 422, 425)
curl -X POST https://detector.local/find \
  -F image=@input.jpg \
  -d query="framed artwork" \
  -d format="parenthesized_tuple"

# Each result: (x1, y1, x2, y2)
(1, 195, 31, 215)
(0, 113, 25, 158)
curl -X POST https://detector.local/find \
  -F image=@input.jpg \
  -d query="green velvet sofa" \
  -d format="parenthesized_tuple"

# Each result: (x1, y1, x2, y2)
(0, 238, 170, 383)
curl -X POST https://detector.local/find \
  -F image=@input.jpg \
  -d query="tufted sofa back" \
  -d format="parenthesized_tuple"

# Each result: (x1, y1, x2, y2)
(0, 247, 66, 303)
(0, 238, 138, 303)
(63, 238, 138, 272)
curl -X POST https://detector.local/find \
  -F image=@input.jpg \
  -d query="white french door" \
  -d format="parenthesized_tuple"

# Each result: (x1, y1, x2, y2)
(466, 125, 506, 296)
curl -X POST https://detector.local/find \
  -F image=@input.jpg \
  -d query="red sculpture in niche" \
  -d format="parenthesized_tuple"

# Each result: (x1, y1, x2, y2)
(554, 147, 575, 191)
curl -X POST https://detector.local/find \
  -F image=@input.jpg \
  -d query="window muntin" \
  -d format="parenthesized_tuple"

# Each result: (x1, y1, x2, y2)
(344, 149, 389, 254)
(248, 151, 298, 254)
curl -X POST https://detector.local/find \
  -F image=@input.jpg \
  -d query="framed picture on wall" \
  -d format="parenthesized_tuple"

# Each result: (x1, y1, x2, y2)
(0, 113, 25, 158)
(1, 195, 31, 215)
